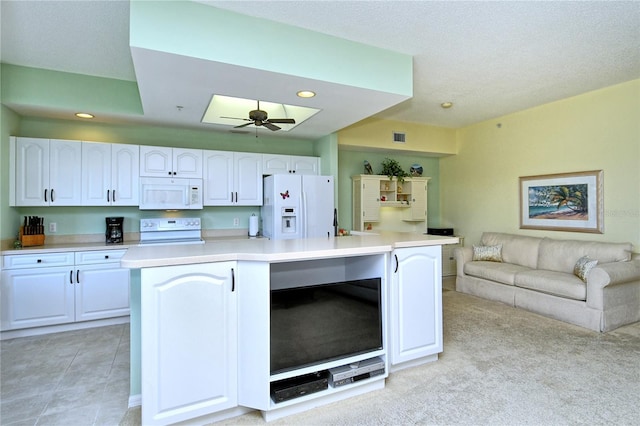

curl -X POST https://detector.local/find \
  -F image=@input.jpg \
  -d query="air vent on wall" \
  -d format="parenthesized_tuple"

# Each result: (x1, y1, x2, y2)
(393, 132, 406, 143)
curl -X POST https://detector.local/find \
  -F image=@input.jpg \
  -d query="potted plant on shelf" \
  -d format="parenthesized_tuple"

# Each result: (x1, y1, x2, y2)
(380, 158, 410, 183)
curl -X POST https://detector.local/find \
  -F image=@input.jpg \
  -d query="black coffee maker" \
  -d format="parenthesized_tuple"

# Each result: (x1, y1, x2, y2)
(106, 217, 124, 244)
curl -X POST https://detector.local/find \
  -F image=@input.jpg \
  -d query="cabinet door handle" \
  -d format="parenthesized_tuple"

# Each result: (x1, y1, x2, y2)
(230, 192, 233, 202)
(231, 268, 235, 292)
(105, 255, 109, 259)
(76, 269, 80, 283)
(112, 190, 116, 202)
(394, 254, 399, 273)
(51, 189, 55, 202)
(44, 189, 48, 202)
(107, 189, 110, 202)
(70, 270, 73, 284)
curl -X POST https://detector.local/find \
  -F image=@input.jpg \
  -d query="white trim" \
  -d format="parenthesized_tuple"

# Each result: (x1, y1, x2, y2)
(128, 394, 142, 408)
(0, 316, 129, 340)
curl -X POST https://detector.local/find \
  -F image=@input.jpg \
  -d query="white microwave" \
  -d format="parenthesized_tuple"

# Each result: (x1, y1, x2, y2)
(139, 177, 203, 210)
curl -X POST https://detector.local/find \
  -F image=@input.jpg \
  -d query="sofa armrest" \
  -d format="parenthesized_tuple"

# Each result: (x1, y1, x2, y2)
(454, 246, 473, 276)
(586, 260, 640, 309)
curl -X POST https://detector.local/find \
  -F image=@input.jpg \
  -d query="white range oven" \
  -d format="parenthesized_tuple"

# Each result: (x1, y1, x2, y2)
(138, 218, 204, 246)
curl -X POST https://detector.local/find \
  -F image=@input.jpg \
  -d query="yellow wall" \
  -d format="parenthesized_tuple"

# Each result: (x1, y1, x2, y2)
(339, 117, 457, 156)
(440, 79, 640, 250)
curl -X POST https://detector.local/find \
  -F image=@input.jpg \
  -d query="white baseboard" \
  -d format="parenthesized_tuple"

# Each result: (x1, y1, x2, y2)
(128, 394, 141, 408)
(1, 316, 130, 340)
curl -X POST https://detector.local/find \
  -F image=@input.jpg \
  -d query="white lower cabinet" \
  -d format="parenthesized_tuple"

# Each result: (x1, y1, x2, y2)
(389, 246, 442, 367)
(137, 249, 444, 424)
(1, 250, 130, 331)
(1, 264, 76, 330)
(141, 262, 237, 426)
(75, 263, 130, 321)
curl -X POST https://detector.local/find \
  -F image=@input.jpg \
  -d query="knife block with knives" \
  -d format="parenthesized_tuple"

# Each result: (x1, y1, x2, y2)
(20, 216, 45, 247)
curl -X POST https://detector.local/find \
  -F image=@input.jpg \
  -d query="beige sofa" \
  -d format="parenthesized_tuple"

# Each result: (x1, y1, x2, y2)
(455, 232, 640, 332)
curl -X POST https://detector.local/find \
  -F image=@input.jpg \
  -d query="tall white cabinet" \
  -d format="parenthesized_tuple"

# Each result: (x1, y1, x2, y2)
(12, 137, 82, 206)
(82, 141, 139, 206)
(141, 262, 238, 425)
(388, 246, 442, 368)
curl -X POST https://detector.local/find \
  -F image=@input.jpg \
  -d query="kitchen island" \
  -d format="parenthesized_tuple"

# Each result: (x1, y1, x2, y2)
(122, 232, 458, 425)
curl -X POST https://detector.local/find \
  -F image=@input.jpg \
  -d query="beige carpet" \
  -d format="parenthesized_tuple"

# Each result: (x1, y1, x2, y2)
(121, 285, 640, 425)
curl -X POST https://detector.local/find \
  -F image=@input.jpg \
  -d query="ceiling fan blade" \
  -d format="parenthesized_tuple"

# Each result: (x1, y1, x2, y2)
(267, 118, 296, 124)
(263, 122, 281, 131)
(221, 116, 251, 121)
(234, 122, 253, 129)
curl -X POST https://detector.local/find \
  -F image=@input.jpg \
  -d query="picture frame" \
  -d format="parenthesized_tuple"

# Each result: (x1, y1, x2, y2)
(519, 170, 603, 233)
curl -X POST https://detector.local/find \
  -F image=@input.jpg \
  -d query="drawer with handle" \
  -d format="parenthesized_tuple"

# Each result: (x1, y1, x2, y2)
(2, 252, 74, 269)
(75, 250, 127, 265)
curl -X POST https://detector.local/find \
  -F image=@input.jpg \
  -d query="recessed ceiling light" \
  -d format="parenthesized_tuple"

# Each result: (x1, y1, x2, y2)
(75, 112, 94, 119)
(297, 90, 316, 98)
(440, 102, 453, 109)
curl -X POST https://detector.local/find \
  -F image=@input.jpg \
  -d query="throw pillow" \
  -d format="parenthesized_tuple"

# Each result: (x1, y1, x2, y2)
(574, 255, 598, 283)
(473, 244, 503, 262)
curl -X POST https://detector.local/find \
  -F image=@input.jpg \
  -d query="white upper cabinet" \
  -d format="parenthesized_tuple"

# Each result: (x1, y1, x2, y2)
(401, 177, 429, 222)
(111, 144, 140, 205)
(82, 142, 139, 206)
(263, 154, 319, 175)
(12, 137, 82, 206)
(140, 146, 203, 178)
(351, 175, 382, 231)
(203, 150, 263, 206)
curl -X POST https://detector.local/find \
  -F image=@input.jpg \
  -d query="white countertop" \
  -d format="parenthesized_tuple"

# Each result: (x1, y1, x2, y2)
(120, 232, 459, 268)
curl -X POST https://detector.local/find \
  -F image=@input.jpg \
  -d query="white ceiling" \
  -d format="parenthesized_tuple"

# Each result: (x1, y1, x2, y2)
(2, 0, 639, 140)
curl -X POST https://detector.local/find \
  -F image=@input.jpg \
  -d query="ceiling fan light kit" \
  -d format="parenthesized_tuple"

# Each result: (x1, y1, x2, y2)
(224, 100, 296, 132)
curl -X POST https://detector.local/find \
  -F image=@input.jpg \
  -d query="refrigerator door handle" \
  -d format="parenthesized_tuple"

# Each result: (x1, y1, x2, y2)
(301, 191, 307, 238)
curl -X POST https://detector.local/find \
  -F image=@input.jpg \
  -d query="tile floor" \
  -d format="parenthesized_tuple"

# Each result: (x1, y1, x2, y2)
(0, 324, 130, 425)
(0, 277, 457, 426)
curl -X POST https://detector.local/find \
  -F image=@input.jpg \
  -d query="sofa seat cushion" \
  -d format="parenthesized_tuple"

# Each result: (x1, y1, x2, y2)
(514, 270, 586, 301)
(464, 261, 532, 285)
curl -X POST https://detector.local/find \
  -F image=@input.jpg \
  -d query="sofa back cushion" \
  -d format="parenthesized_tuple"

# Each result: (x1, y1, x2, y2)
(537, 238, 632, 274)
(480, 232, 542, 269)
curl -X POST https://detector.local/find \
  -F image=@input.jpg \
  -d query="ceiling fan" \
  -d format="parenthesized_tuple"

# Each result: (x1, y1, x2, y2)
(222, 100, 295, 131)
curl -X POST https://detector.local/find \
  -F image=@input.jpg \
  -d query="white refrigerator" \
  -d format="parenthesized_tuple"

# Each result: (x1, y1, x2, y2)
(262, 175, 335, 240)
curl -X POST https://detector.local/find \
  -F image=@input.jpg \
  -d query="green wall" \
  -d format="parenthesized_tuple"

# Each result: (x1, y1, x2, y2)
(1, 106, 21, 240)
(441, 79, 640, 250)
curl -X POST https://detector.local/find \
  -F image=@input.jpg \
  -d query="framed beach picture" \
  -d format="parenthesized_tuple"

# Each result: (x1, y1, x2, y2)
(519, 170, 603, 233)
